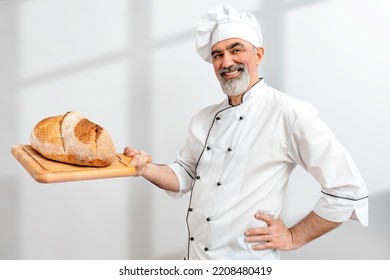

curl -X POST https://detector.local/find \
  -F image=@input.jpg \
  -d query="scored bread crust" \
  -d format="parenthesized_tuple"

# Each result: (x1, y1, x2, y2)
(30, 112, 116, 167)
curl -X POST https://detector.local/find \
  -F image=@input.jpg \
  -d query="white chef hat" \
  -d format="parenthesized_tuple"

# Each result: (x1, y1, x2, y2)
(195, 4, 262, 63)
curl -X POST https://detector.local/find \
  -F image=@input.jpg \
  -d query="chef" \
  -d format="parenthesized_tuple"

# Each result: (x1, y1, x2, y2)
(124, 4, 368, 260)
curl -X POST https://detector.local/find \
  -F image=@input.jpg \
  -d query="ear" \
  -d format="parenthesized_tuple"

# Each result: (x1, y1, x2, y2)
(255, 47, 264, 65)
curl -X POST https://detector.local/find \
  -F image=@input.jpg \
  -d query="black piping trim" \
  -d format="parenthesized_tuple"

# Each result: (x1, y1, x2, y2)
(321, 190, 368, 201)
(173, 161, 194, 180)
(185, 179, 195, 260)
(185, 105, 235, 260)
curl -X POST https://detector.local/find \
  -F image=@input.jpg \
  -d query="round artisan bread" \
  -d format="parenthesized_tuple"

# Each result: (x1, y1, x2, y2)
(30, 112, 116, 167)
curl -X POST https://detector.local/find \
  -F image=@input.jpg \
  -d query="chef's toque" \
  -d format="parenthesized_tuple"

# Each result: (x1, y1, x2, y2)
(195, 4, 263, 63)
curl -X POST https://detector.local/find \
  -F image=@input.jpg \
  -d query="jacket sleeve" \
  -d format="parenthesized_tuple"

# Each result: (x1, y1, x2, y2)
(166, 158, 195, 199)
(286, 105, 368, 226)
(166, 118, 198, 199)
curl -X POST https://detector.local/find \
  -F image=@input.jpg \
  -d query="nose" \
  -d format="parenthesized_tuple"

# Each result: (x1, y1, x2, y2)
(221, 53, 234, 69)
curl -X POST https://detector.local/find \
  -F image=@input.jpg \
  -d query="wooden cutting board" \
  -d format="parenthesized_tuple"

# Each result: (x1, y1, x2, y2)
(11, 145, 137, 184)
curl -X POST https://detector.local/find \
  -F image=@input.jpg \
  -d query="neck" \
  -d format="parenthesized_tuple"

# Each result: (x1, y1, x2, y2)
(229, 95, 243, 106)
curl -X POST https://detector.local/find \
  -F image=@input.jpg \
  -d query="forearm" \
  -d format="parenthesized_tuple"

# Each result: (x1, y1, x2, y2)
(289, 211, 341, 249)
(141, 163, 180, 193)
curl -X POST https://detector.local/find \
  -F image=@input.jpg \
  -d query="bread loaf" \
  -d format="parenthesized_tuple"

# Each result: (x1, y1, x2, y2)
(30, 112, 116, 167)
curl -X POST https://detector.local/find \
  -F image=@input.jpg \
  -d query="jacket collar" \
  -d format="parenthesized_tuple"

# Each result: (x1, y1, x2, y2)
(228, 78, 264, 106)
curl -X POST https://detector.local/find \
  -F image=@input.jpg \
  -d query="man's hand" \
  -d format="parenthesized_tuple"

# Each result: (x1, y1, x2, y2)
(245, 211, 341, 251)
(124, 147, 152, 176)
(123, 146, 180, 192)
(245, 213, 296, 251)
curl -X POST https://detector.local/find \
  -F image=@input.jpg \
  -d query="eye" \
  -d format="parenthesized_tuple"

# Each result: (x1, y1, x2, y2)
(213, 53, 222, 60)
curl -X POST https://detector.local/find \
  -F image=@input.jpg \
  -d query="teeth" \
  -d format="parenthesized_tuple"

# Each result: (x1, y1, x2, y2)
(224, 70, 238, 76)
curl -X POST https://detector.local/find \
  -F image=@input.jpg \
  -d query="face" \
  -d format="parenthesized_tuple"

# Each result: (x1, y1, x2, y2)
(211, 38, 264, 98)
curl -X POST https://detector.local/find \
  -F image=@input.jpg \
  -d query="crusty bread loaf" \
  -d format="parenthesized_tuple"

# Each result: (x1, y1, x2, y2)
(30, 112, 116, 167)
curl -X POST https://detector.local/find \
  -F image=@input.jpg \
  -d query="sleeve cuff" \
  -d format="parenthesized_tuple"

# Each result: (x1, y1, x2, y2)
(165, 162, 194, 199)
(313, 193, 369, 226)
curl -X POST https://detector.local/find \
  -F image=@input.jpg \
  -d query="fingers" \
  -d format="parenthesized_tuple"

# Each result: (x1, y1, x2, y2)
(245, 230, 271, 242)
(245, 212, 274, 237)
(130, 151, 152, 166)
(124, 147, 152, 162)
(123, 147, 152, 176)
(254, 212, 274, 225)
(245, 226, 271, 244)
(245, 229, 273, 250)
(124, 147, 139, 157)
(245, 226, 269, 237)
(250, 241, 272, 251)
(245, 212, 288, 251)
(244, 213, 272, 250)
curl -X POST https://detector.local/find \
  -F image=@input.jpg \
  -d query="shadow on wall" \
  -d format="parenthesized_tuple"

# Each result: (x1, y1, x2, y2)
(0, 1, 19, 260)
(0, 176, 19, 259)
(281, 190, 390, 260)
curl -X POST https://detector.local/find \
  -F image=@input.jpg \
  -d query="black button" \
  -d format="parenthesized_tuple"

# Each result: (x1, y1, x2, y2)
(239, 116, 245, 120)
(216, 116, 221, 120)
(206, 146, 211, 150)
(196, 175, 200, 180)
(204, 247, 209, 251)
(188, 208, 193, 212)
(206, 217, 211, 222)
(190, 237, 194, 241)
(217, 182, 222, 186)
(227, 147, 233, 152)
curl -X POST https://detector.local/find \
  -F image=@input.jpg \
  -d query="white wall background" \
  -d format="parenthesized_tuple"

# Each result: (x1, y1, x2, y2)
(0, 0, 389, 260)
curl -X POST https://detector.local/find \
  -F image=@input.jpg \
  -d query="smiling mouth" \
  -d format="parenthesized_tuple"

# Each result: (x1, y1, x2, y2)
(223, 70, 240, 77)
(220, 67, 242, 79)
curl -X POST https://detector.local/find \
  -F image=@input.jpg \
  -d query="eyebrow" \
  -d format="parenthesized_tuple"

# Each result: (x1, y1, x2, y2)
(227, 42, 246, 50)
(211, 42, 246, 57)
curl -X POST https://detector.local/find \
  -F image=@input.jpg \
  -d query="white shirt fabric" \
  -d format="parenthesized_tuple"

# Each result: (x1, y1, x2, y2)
(168, 79, 368, 260)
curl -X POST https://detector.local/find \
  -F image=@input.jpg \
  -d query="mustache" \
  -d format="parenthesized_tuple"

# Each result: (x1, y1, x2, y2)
(219, 63, 246, 77)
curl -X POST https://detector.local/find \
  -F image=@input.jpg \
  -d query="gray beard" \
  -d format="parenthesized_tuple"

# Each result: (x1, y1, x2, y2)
(219, 64, 250, 97)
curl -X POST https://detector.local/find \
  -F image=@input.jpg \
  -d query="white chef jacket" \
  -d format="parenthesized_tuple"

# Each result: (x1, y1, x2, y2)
(168, 79, 368, 260)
